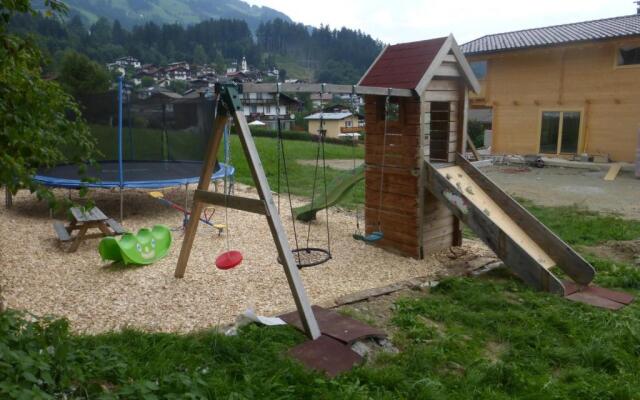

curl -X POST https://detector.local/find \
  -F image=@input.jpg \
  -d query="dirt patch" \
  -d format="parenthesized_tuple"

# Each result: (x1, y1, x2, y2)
(583, 239, 640, 266)
(297, 159, 364, 171)
(337, 289, 421, 336)
(484, 341, 508, 364)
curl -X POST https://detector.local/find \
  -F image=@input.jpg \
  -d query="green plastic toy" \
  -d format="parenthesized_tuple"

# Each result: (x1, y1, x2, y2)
(99, 225, 172, 265)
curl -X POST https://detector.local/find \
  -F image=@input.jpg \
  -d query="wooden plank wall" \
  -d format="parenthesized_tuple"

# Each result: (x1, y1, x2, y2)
(421, 78, 463, 254)
(467, 40, 640, 162)
(364, 95, 423, 258)
(424, 79, 459, 162)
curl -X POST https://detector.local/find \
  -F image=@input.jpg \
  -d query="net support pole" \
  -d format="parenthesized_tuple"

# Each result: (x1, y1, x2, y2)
(4, 188, 12, 209)
(117, 75, 124, 222)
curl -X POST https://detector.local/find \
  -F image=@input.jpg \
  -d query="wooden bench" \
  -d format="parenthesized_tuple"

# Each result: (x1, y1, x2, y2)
(53, 221, 72, 242)
(53, 206, 126, 252)
(106, 218, 126, 235)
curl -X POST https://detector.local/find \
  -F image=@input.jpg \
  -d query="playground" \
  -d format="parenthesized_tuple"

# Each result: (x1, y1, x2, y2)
(1, 32, 639, 393)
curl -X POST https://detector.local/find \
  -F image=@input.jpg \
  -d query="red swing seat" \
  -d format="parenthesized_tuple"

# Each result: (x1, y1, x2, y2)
(215, 250, 243, 270)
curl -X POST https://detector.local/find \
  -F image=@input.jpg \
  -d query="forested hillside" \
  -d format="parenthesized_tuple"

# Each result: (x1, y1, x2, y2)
(11, 12, 382, 83)
(34, 0, 291, 30)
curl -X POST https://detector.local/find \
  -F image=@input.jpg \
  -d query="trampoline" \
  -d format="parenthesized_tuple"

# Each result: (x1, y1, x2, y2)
(34, 160, 234, 189)
(27, 77, 236, 220)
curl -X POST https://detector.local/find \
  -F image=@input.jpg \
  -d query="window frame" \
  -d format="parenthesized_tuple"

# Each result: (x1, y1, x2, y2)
(537, 108, 584, 155)
(613, 42, 640, 69)
(470, 60, 488, 80)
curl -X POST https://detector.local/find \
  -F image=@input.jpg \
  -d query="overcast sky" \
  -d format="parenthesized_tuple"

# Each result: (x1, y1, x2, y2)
(246, 0, 636, 44)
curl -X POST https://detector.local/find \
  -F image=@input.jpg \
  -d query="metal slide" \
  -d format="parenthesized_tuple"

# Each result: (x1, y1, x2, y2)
(424, 154, 596, 296)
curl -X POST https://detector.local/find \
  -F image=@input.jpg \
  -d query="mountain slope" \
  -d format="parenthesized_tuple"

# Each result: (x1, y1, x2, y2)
(56, 0, 291, 30)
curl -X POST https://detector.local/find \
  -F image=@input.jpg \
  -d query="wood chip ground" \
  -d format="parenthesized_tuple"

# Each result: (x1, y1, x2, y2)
(0, 185, 483, 334)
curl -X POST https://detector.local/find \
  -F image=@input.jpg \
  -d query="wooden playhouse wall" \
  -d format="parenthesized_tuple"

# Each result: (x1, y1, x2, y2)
(364, 95, 423, 258)
(363, 78, 467, 258)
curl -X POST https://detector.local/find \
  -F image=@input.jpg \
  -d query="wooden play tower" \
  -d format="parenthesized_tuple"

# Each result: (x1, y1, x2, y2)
(359, 35, 480, 258)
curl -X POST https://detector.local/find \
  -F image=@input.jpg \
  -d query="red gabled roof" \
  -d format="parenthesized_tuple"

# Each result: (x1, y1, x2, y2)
(359, 37, 448, 90)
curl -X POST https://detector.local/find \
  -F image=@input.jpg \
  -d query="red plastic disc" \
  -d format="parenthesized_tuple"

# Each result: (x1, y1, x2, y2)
(215, 250, 243, 270)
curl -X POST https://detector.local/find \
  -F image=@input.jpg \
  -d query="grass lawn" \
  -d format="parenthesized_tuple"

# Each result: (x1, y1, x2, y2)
(2, 202, 640, 399)
(89, 125, 366, 208)
(222, 134, 365, 209)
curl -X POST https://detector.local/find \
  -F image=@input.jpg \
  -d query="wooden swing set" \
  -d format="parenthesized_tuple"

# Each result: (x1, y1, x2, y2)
(174, 82, 414, 340)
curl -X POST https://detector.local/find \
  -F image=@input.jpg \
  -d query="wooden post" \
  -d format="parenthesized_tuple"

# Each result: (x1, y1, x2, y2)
(231, 108, 321, 340)
(174, 109, 229, 278)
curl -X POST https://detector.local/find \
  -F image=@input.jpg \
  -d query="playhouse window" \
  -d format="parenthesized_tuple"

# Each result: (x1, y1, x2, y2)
(387, 98, 400, 121)
(617, 46, 640, 66)
(376, 97, 401, 121)
(470, 60, 487, 79)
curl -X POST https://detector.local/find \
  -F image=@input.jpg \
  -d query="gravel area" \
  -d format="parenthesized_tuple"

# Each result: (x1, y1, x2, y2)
(482, 165, 640, 220)
(0, 184, 456, 334)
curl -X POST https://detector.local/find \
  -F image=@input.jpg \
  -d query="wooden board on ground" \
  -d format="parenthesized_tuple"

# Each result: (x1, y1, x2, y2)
(604, 163, 622, 181)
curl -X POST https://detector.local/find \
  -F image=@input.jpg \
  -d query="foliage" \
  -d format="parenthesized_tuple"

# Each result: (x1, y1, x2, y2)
(192, 44, 207, 65)
(0, 0, 96, 206)
(57, 50, 111, 97)
(34, 0, 292, 31)
(1, 253, 639, 398)
(9, 13, 382, 84)
(467, 119, 486, 148)
(518, 199, 640, 246)
(257, 20, 382, 77)
(140, 75, 154, 88)
(168, 79, 187, 94)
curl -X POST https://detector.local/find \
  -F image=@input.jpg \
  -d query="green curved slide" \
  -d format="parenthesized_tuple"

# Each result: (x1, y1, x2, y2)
(99, 225, 172, 265)
(294, 165, 365, 222)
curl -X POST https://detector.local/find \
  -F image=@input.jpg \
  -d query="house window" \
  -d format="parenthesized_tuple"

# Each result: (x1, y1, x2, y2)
(617, 46, 640, 66)
(539, 111, 581, 154)
(345, 120, 353, 127)
(470, 60, 488, 79)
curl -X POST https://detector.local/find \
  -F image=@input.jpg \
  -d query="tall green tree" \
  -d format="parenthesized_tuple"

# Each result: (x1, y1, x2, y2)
(58, 50, 111, 97)
(192, 44, 207, 65)
(0, 0, 96, 206)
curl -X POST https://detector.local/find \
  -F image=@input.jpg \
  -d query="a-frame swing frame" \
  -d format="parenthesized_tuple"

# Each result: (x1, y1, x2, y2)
(174, 83, 321, 340)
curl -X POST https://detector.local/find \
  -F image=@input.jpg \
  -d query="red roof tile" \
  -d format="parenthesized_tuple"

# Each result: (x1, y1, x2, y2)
(360, 37, 448, 90)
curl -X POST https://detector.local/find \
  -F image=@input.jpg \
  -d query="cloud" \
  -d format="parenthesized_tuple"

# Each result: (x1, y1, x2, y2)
(246, 0, 634, 43)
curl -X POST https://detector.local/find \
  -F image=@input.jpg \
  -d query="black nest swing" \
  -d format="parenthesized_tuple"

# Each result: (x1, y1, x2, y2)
(274, 84, 332, 269)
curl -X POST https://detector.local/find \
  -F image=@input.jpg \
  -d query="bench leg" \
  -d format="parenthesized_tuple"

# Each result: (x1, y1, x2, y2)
(97, 222, 114, 236)
(69, 225, 89, 252)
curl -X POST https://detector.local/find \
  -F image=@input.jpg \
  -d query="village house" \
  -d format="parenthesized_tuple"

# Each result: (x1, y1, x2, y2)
(304, 111, 360, 139)
(462, 13, 640, 162)
(115, 56, 141, 69)
(241, 92, 301, 130)
(309, 93, 333, 109)
(165, 66, 191, 81)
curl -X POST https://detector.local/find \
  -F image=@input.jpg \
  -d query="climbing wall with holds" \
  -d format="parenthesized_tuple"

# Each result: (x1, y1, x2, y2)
(364, 95, 423, 258)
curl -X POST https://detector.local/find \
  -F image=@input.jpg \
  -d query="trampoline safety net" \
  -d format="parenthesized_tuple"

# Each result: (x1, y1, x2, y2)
(34, 84, 233, 189)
